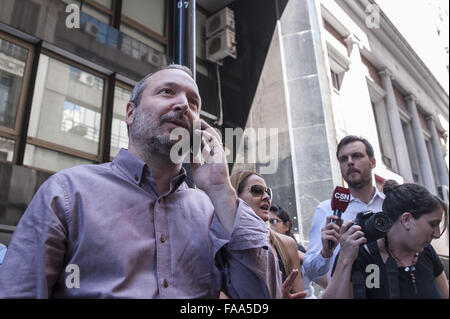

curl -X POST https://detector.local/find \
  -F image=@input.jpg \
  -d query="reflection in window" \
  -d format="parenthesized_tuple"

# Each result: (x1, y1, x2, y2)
(0, 136, 14, 162)
(91, 0, 112, 9)
(196, 10, 207, 60)
(62, 101, 101, 142)
(120, 24, 165, 54)
(80, 13, 119, 48)
(121, 0, 166, 37)
(24, 144, 94, 172)
(0, 38, 28, 129)
(110, 86, 130, 157)
(28, 55, 104, 155)
(82, 3, 110, 25)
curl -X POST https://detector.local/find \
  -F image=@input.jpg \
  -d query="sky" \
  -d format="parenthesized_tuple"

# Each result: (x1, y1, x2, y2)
(376, 0, 449, 93)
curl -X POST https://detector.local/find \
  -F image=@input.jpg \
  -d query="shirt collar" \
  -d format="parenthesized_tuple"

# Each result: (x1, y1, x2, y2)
(349, 186, 385, 203)
(113, 148, 188, 193)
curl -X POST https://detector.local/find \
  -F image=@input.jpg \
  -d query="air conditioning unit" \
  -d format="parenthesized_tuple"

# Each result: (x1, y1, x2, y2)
(84, 21, 100, 37)
(143, 51, 167, 67)
(206, 28, 237, 62)
(77, 72, 95, 87)
(206, 7, 235, 38)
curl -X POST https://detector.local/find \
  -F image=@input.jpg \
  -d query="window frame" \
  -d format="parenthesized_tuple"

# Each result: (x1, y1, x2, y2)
(0, 31, 35, 164)
(80, 0, 170, 53)
(24, 48, 110, 167)
(119, 0, 169, 49)
(109, 80, 132, 161)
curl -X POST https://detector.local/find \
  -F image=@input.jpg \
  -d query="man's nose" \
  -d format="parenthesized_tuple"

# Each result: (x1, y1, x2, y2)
(173, 94, 189, 113)
(347, 156, 355, 166)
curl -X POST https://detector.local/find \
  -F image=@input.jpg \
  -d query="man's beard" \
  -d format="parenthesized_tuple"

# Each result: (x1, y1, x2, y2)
(344, 169, 372, 189)
(129, 107, 173, 154)
(129, 107, 191, 155)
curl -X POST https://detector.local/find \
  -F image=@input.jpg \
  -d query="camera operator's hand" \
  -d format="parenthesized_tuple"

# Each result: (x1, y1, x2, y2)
(338, 220, 367, 264)
(320, 215, 341, 258)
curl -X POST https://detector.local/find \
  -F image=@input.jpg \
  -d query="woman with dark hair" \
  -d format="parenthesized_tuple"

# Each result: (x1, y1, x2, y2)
(323, 180, 449, 299)
(230, 170, 306, 299)
(269, 205, 306, 253)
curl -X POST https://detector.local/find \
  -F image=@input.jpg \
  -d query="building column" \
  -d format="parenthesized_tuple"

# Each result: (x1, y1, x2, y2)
(342, 35, 383, 167)
(378, 69, 414, 182)
(427, 115, 449, 187)
(405, 95, 436, 192)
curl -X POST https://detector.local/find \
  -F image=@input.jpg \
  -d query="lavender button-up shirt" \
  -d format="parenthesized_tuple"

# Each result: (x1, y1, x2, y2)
(0, 149, 281, 298)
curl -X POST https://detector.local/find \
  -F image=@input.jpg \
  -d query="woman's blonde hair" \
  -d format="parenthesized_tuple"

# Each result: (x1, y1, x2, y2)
(229, 170, 292, 278)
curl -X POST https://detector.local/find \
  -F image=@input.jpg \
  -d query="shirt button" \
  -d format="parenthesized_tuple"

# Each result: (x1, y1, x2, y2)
(160, 234, 165, 243)
(134, 175, 138, 181)
(163, 279, 168, 288)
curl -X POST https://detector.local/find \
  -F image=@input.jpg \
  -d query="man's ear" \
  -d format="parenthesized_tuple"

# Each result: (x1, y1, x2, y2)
(369, 156, 376, 169)
(125, 102, 136, 127)
(400, 212, 412, 231)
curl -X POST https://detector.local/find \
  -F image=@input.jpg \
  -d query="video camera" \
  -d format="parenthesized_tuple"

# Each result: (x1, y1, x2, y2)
(354, 210, 392, 243)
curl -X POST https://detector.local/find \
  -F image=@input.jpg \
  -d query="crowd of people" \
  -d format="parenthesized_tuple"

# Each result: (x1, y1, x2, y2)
(0, 64, 448, 299)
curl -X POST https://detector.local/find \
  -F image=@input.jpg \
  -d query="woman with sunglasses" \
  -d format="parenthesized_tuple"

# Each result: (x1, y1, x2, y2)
(269, 206, 306, 253)
(323, 180, 449, 299)
(230, 170, 306, 299)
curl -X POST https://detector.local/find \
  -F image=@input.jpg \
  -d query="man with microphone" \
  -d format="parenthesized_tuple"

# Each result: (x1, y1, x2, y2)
(303, 136, 385, 286)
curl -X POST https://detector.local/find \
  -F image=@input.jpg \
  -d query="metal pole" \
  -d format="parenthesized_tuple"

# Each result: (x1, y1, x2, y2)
(173, 0, 196, 187)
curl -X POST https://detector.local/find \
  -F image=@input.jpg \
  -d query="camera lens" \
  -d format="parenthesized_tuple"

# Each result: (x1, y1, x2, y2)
(374, 217, 385, 227)
(372, 213, 392, 232)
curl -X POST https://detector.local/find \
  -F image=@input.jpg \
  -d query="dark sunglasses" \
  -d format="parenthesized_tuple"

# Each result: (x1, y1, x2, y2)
(269, 218, 282, 225)
(248, 185, 272, 200)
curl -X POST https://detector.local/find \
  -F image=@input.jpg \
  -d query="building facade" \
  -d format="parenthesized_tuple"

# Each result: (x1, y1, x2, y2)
(232, 0, 449, 274)
(0, 0, 448, 282)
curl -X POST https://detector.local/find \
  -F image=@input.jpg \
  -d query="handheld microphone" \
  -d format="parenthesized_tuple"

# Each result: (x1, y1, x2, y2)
(328, 186, 351, 250)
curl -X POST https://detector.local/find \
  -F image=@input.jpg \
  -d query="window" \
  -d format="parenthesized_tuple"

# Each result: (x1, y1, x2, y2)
(331, 69, 342, 91)
(25, 54, 106, 171)
(402, 120, 421, 183)
(0, 137, 14, 162)
(0, 38, 28, 130)
(120, 0, 167, 53)
(371, 102, 392, 169)
(0, 34, 33, 163)
(110, 84, 131, 158)
(81, 0, 114, 25)
(425, 139, 440, 190)
(23, 144, 94, 172)
(196, 8, 209, 77)
(121, 0, 166, 37)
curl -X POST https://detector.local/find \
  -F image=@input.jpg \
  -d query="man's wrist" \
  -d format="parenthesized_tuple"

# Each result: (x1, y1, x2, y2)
(320, 248, 333, 259)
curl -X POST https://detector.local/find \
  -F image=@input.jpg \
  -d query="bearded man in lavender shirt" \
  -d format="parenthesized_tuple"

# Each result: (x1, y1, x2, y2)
(0, 65, 282, 298)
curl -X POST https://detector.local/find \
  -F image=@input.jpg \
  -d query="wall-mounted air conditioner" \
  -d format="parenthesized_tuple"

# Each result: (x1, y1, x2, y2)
(206, 7, 235, 38)
(206, 28, 236, 62)
(78, 72, 95, 86)
(143, 51, 167, 67)
(84, 21, 99, 37)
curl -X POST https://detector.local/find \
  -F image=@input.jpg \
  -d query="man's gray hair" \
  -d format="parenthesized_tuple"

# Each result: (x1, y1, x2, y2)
(129, 64, 194, 107)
